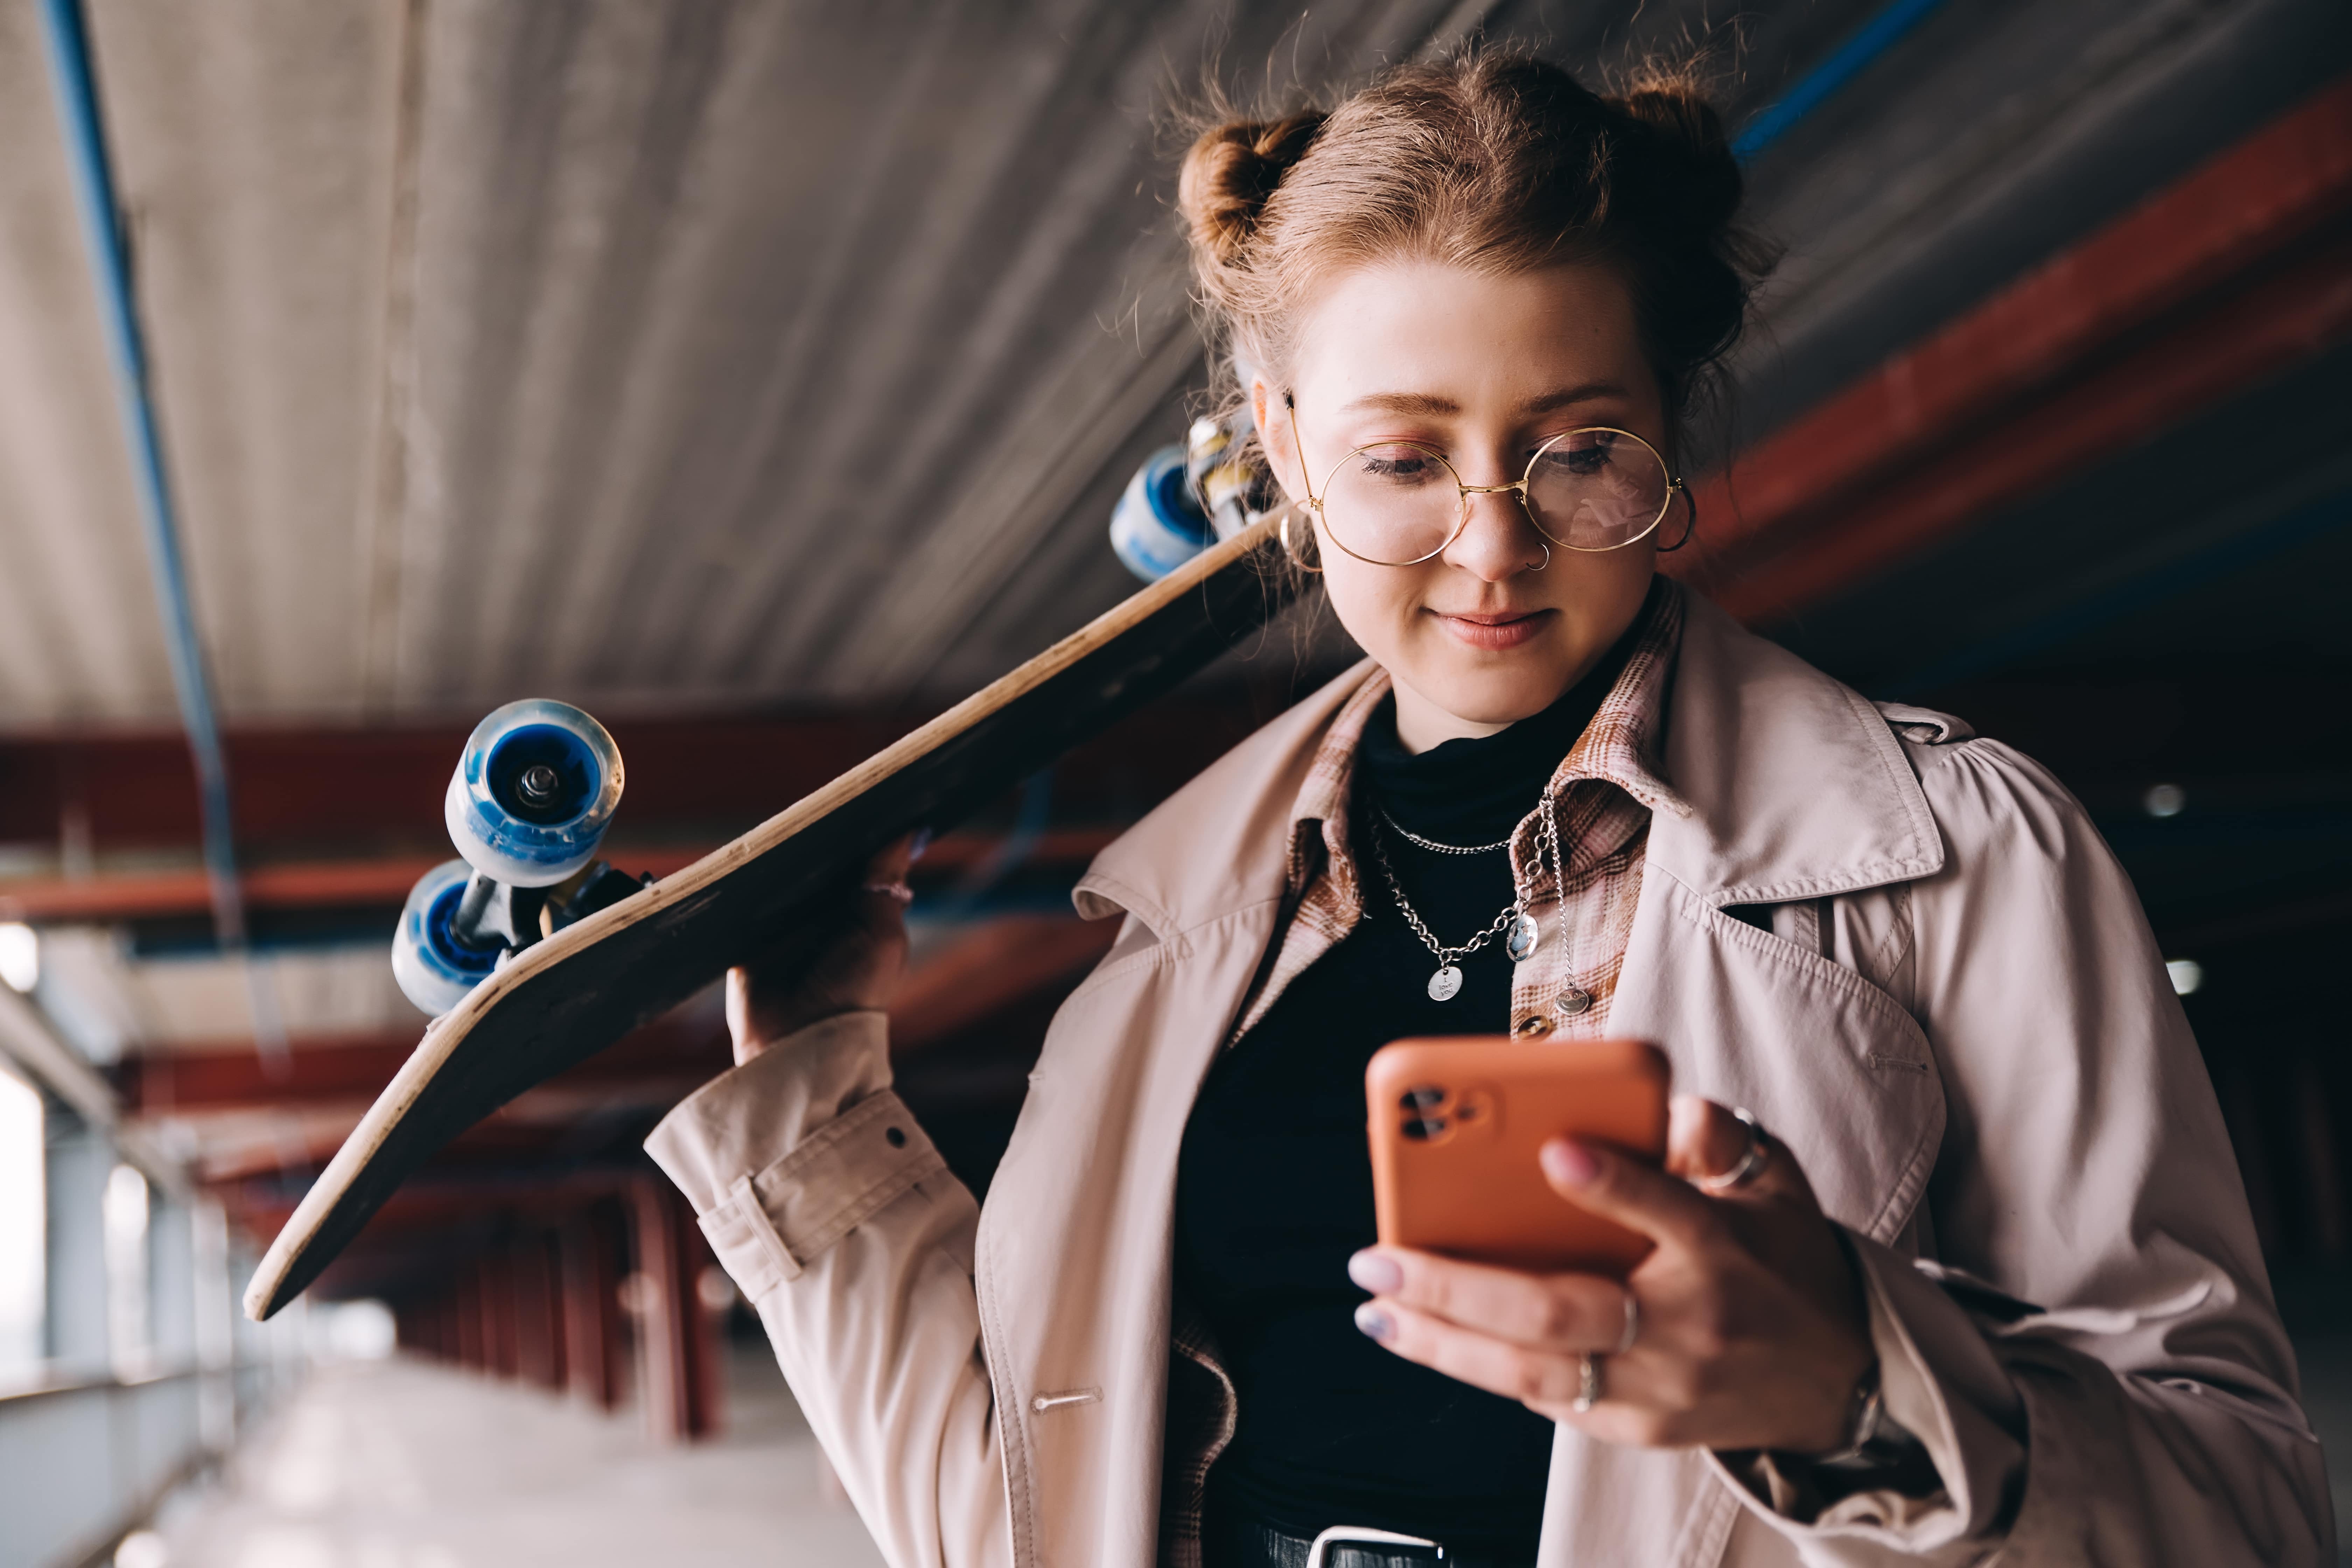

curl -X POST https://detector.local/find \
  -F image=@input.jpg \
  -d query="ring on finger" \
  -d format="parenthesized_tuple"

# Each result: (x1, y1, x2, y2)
(862, 880, 915, 905)
(1696, 1106, 1770, 1194)
(1613, 1289, 1640, 1356)
(1573, 1352, 1604, 1414)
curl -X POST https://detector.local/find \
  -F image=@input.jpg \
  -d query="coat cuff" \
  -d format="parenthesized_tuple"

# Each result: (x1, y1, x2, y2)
(1713, 1230, 2026, 1555)
(643, 1011, 948, 1298)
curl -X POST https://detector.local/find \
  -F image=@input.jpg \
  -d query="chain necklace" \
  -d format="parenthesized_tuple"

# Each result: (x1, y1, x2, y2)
(1376, 806, 1514, 856)
(1368, 815, 1540, 1000)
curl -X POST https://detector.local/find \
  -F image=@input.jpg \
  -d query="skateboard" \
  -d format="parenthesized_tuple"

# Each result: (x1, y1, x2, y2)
(245, 517, 1292, 1320)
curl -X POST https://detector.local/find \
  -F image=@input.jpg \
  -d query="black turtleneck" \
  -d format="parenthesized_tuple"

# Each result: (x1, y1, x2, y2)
(1172, 628, 1638, 1563)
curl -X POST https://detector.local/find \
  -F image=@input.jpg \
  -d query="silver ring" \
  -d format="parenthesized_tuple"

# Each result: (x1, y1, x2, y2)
(862, 880, 915, 905)
(1696, 1107, 1770, 1194)
(1612, 1289, 1640, 1356)
(1573, 1352, 1603, 1413)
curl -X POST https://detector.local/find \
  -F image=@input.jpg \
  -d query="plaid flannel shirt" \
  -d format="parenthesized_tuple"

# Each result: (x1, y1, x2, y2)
(1162, 583, 1690, 1562)
(1231, 581, 1688, 1044)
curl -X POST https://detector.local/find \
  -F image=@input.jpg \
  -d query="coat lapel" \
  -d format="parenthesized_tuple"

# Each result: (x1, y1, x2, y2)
(1646, 592, 1943, 908)
(1617, 589, 1949, 1238)
(1533, 594, 1953, 1568)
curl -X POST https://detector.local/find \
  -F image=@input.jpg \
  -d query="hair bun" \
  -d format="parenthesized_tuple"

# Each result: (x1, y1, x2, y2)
(1178, 112, 1329, 271)
(1608, 82, 1741, 238)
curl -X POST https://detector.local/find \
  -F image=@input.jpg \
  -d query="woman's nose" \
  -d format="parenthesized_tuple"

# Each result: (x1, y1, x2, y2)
(1442, 487, 1548, 580)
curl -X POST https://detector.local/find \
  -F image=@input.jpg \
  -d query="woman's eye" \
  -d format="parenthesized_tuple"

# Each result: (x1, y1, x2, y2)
(1534, 440, 1610, 477)
(1353, 446, 1444, 485)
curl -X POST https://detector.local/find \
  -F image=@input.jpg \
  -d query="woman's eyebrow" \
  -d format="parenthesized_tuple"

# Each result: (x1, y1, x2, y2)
(1337, 382, 1628, 418)
(1339, 390, 1460, 416)
(1524, 381, 1629, 414)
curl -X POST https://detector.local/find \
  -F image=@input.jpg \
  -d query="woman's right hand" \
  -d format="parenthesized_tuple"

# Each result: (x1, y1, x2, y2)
(726, 836, 917, 1065)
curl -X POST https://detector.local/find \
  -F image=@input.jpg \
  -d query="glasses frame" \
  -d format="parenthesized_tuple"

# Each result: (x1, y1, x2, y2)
(1289, 404, 1689, 568)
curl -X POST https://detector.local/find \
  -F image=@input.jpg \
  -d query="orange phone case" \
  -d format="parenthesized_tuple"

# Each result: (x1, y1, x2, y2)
(1366, 1036, 1671, 1277)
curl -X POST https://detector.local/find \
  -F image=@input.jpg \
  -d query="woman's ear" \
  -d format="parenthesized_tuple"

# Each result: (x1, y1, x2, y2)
(1252, 375, 1306, 504)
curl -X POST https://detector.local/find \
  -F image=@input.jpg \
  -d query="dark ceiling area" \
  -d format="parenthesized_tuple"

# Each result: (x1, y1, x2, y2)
(0, 0, 2346, 1432)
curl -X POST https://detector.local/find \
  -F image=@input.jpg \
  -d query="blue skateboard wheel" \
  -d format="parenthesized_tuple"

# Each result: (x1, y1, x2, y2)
(392, 859, 505, 1015)
(1109, 444, 1214, 582)
(443, 699, 623, 887)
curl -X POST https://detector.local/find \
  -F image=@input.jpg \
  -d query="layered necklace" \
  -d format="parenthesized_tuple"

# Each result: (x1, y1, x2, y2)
(1367, 800, 1563, 1001)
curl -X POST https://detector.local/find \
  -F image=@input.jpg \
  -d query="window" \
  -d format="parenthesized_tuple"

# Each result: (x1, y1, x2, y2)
(0, 1065, 41, 1380)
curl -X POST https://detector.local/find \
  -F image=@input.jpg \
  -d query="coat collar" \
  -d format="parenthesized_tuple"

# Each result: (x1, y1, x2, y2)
(1648, 589, 1945, 907)
(1075, 583, 1944, 936)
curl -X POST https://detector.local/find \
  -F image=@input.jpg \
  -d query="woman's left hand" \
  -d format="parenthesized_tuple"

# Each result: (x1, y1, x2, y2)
(1348, 1096, 1875, 1453)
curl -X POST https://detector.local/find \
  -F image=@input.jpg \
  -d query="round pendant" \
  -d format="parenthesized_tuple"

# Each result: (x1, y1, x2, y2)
(1506, 911, 1540, 962)
(1555, 985, 1593, 1017)
(1427, 965, 1464, 1002)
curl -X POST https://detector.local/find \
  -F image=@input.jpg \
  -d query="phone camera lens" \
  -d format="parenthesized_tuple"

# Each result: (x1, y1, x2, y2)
(1400, 1085, 1447, 1110)
(1401, 1115, 1449, 1140)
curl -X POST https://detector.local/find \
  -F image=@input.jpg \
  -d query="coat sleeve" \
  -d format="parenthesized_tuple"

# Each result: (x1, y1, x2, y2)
(644, 1011, 1011, 1568)
(1736, 738, 2333, 1564)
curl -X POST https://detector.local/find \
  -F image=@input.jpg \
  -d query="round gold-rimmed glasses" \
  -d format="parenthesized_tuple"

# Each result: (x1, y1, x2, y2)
(1295, 424, 1688, 567)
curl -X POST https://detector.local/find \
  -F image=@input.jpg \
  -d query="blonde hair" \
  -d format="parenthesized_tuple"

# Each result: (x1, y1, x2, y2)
(1178, 51, 1771, 442)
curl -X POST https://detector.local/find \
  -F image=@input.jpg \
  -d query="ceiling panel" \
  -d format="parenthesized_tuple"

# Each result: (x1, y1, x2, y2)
(55, 0, 1493, 728)
(83, 0, 406, 723)
(0, 0, 176, 725)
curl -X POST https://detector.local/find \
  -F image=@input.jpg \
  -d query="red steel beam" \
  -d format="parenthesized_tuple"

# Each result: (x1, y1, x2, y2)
(1710, 232, 2352, 621)
(116, 909, 1120, 1114)
(0, 699, 1260, 857)
(223, 1169, 645, 1242)
(117, 1004, 730, 1123)
(0, 825, 1119, 923)
(629, 1177, 723, 1442)
(0, 713, 911, 852)
(1673, 73, 2352, 603)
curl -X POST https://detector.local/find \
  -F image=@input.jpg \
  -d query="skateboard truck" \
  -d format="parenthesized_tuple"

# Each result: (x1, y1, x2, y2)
(393, 699, 638, 1015)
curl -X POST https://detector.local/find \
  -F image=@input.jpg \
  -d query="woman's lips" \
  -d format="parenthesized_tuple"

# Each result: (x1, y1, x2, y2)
(1432, 607, 1554, 650)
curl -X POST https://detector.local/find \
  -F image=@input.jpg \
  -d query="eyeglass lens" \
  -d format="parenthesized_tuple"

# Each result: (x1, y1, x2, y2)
(1320, 429, 1670, 564)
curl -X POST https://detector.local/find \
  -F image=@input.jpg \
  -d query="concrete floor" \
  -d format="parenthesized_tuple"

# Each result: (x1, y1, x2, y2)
(129, 1314, 2352, 1566)
(141, 1341, 886, 1568)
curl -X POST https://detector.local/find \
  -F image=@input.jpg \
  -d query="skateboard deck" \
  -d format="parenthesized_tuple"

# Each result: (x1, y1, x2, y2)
(245, 519, 1292, 1319)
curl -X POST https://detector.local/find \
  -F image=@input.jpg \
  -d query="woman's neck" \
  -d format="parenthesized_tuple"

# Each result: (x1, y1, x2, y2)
(1390, 683, 1512, 755)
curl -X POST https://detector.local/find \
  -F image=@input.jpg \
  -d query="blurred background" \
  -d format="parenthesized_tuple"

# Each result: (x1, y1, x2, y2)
(0, 1, 2347, 1565)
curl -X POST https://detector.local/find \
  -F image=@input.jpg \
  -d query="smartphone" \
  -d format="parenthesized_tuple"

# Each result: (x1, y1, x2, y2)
(1366, 1036, 1671, 1278)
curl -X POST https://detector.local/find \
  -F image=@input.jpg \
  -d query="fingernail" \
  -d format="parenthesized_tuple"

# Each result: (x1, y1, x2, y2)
(1542, 1138, 1601, 1186)
(1348, 1250, 1402, 1294)
(1354, 1303, 1395, 1343)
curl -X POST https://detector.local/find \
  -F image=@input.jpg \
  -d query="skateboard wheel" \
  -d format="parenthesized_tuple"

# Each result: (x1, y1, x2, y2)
(443, 699, 623, 887)
(392, 859, 505, 1014)
(1109, 444, 1213, 582)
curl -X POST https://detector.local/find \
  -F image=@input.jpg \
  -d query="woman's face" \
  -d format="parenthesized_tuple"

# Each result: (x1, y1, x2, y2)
(1254, 261, 1666, 752)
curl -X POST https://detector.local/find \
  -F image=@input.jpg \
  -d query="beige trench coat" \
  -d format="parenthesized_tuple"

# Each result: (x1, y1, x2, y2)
(647, 588, 2332, 1566)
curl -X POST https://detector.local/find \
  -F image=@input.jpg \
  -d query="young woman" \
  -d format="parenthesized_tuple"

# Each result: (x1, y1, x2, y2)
(648, 53, 2330, 1568)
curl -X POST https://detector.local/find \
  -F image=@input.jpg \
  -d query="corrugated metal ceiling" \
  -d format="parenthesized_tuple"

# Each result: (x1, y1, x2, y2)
(0, 0, 2338, 730)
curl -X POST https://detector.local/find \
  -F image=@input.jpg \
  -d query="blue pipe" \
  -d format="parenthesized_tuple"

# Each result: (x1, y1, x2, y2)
(1733, 0, 1950, 161)
(36, 2, 253, 964)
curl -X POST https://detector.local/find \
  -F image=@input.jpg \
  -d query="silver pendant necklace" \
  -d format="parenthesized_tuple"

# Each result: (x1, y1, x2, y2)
(1368, 816, 1527, 1000)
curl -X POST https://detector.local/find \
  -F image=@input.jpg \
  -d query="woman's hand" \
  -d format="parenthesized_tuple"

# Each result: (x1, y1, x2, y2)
(1347, 1096, 1874, 1453)
(725, 836, 918, 1066)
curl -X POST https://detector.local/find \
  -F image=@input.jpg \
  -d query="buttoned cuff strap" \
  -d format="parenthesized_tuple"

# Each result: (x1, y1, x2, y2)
(690, 1088, 946, 1297)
